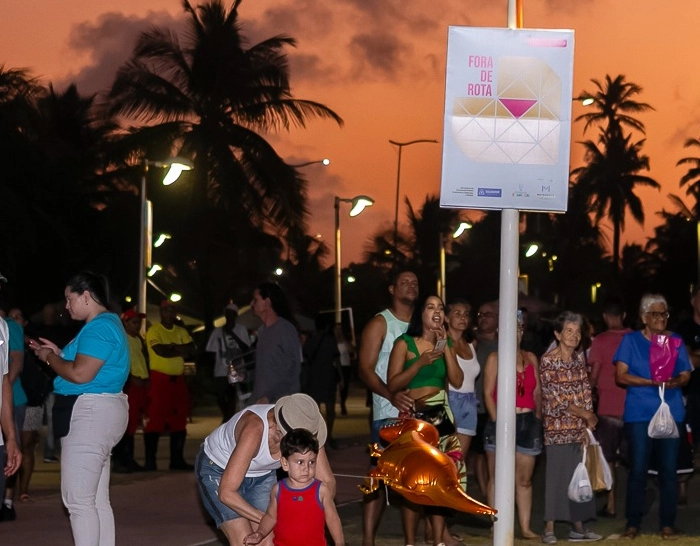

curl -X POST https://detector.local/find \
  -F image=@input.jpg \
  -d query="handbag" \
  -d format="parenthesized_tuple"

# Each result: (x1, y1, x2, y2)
(53, 393, 81, 441)
(568, 445, 594, 503)
(584, 429, 613, 492)
(648, 384, 679, 438)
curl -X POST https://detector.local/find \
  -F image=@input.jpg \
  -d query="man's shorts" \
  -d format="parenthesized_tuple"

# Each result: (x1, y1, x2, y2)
(195, 445, 276, 528)
(448, 391, 478, 436)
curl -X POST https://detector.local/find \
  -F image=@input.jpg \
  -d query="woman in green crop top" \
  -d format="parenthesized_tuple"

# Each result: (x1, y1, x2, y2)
(387, 295, 464, 546)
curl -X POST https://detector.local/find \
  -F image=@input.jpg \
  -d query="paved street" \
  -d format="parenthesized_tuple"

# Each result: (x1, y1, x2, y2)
(1, 382, 699, 544)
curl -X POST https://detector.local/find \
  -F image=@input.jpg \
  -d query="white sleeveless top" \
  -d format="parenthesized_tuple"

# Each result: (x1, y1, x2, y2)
(203, 404, 280, 476)
(449, 342, 480, 394)
(373, 309, 409, 421)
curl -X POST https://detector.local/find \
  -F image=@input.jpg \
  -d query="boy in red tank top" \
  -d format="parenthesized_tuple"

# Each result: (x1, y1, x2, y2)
(244, 429, 344, 546)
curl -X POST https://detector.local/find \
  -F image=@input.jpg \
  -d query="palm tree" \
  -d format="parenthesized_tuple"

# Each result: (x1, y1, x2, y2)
(576, 74, 654, 139)
(571, 131, 659, 269)
(677, 136, 700, 212)
(572, 74, 657, 271)
(107, 0, 342, 324)
(108, 0, 342, 234)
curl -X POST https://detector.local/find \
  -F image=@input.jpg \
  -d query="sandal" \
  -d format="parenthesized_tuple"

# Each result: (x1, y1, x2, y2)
(19, 494, 34, 504)
(661, 527, 682, 540)
(623, 527, 638, 540)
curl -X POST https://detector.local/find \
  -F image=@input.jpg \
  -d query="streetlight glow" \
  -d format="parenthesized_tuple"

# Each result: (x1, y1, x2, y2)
(452, 221, 473, 239)
(348, 196, 374, 217)
(525, 243, 539, 258)
(169, 293, 182, 302)
(147, 264, 163, 277)
(154, 233, 172, 247)
(162, 159, 193, 185)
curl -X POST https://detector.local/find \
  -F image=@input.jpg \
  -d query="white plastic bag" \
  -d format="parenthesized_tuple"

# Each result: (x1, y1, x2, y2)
(648, 384, 679, 439)
(585, 428, 613, 491)
(567, 445, 594, 503)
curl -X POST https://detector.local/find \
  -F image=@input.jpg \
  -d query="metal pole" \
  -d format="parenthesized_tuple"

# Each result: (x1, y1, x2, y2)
(334, 197, 342, 325)
(492, 3, 523, 545)
(439, 235, 446, 302)
(138, 161, 149, 330)
(392, 145, 403, 259)
(389, 139, 439, 265)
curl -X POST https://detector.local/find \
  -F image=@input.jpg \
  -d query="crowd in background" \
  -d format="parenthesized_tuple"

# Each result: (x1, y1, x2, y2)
(2, 267, 700, 545)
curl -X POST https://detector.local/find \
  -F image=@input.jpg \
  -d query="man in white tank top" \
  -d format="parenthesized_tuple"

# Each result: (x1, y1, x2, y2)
(358, 270, 417, 546)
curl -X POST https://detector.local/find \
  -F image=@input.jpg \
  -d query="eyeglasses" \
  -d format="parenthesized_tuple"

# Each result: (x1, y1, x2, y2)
(646, 311, 669, 320)
(477, 312, 496, 318)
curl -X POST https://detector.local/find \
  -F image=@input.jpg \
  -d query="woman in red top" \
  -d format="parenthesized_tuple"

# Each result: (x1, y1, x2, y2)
(483, 314, 541, 540)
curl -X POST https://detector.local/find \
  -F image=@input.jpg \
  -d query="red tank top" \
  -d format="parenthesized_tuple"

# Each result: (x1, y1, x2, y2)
(493, 361, 537, 410)
(274, 479, 326, 546)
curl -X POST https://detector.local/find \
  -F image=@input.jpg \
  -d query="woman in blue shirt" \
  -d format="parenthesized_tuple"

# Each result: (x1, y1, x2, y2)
(614, 294, 691, 540)
(30, 272, 129, 546)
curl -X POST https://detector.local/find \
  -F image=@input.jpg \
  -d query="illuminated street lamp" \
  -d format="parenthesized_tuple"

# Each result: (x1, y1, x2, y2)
(438, 221, 472, 302)
(389, 139, 439, 257)
(138, 157, 192, 321)
(335, 195, 374, 323)
(153, 233, 171, 247)
(290, 158, 330, 168)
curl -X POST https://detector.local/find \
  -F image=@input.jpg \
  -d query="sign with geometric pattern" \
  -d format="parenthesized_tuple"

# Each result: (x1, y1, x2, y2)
(440, 27, 574, 212)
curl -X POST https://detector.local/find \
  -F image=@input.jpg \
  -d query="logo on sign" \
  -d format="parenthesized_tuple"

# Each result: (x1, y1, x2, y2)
(477, 188, 502, 198)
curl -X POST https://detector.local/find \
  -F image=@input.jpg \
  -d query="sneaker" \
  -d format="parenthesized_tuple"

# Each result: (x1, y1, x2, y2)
(568, 529, 602, 542)
(0, 504, 16, 522)
(542, 532, 557, 544)
(43, 456, 59, 463)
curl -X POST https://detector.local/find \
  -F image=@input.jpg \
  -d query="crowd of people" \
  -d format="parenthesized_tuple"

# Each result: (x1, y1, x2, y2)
(1, 265, 699, 545)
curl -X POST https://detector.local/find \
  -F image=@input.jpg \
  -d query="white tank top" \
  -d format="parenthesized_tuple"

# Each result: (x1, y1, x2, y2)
(373, 309, 409, 421)
(449, 342, 480, 394)
(203, 404, 280, 476)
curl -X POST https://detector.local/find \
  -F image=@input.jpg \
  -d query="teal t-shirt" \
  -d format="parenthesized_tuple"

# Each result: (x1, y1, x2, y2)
(54, 313, 129, 395)
(4, 318, 27, 406)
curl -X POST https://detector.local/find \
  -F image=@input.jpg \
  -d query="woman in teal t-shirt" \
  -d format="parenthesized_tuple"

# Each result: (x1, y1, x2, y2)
(30, 272, 128, 546)
(387, 295, 464, 546)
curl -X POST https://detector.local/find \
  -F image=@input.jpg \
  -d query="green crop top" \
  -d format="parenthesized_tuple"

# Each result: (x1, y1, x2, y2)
(398, 334, 451, 390)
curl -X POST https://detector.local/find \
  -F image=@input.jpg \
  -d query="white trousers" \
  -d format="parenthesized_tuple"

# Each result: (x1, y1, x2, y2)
(60, 393, 128, 546)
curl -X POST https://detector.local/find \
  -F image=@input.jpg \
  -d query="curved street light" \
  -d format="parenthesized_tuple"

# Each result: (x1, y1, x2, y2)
(289, 158, 331, 168)
(438, 221, 473, 301)
(389, 139, 439, 260)
(138, 157, 192, 322)
(335, 195, 375, 323)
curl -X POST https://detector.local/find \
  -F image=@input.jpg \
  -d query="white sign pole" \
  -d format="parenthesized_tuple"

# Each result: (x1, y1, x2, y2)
(492, 5, 519, 546)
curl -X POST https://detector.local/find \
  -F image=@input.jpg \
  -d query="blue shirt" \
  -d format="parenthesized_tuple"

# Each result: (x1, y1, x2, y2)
(614, 330, 692, 423)
(3, 318, 27, 406)
(54, 313, 129, 395)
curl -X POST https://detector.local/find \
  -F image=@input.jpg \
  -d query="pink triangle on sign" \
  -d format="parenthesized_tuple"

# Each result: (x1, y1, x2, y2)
(499, 98, 537, 118)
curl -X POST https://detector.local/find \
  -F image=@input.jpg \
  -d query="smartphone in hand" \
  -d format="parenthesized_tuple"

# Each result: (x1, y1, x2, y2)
(434, 338, 447, 352)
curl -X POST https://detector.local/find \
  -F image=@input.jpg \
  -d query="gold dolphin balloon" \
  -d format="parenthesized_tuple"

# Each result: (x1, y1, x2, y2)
(360, 419, 496, 516)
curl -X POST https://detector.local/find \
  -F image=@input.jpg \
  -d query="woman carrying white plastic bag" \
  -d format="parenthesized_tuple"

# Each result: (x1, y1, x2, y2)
(613, 294, 691, 540)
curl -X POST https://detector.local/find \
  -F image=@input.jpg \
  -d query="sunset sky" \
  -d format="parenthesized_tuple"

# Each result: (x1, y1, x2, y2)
(3, 0, 700, 268)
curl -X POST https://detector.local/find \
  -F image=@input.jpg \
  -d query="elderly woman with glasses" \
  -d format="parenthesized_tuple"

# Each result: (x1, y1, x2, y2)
(613, 294, 692, 540)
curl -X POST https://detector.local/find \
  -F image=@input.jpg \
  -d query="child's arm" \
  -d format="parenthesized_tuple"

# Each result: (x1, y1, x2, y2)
(320, 482, 345, 546)
(243, 484, 279, 545)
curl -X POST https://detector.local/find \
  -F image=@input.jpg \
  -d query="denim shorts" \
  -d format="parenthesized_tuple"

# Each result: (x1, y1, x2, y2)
(484, 412, 542, 456)
(195, 445, 277, 528)
(447, 391, 478, 436)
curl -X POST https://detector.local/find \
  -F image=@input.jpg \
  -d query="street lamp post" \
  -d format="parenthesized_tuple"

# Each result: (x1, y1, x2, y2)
(138, 158, 192, 321)
(389, 139, 438, 258)
(334, 195, 374, 324)
(438, 221, 472, 302)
